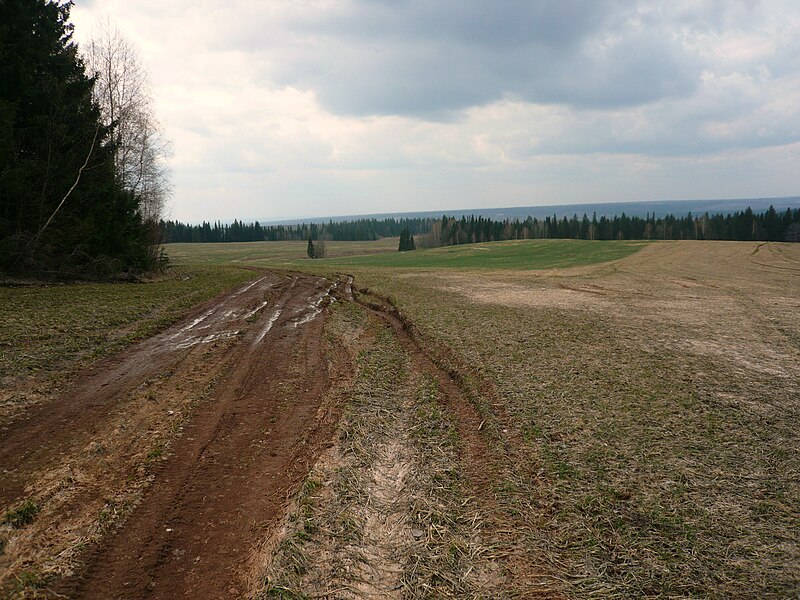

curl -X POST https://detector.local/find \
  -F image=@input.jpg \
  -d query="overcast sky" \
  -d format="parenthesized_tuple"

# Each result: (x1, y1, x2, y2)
(72, 1, 800, 223)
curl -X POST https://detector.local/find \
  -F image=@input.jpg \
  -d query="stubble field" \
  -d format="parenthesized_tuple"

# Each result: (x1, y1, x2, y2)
(329, 240, 800, 597)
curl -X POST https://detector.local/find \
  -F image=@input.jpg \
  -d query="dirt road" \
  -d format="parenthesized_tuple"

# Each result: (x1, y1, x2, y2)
(1, 272, 346, 598)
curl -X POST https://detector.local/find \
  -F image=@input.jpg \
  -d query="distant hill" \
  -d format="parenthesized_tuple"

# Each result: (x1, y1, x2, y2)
(259, 196, 800, 226)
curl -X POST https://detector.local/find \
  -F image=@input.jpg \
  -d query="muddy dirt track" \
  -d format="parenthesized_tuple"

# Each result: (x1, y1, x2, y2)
(1, 272, 347, 598)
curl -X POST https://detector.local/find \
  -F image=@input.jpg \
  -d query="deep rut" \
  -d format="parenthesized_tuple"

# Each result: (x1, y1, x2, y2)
(58, 273, 340, 599)
(1, 272, 344, 598)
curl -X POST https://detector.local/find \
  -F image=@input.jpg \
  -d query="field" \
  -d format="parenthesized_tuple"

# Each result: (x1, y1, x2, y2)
(166, 238, 399, 266)
(1, 239, 798, 598)
(167, 238, 646, 271)
(336, 241, 800, 597)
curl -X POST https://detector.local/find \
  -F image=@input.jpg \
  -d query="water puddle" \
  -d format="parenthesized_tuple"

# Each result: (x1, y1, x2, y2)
(292, 307, 323, 328)
(244, 301, 270, 320)
(175, 330, 240, 350)
(233, 276, 268, 297)
(171, 309, 215, 339)
(291, 285, 336, 328)
(254, 309, 282, 344)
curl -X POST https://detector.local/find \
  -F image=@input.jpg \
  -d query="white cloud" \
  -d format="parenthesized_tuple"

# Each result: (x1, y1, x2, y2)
(70, 1, 800, 222)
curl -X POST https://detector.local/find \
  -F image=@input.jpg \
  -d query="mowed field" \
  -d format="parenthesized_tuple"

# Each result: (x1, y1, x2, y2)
(1, 238, 798, 598)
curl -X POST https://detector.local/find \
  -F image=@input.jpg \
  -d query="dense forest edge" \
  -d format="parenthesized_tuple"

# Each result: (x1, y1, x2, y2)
(162, 205, 800, 246)
(0, 2, 169, 277)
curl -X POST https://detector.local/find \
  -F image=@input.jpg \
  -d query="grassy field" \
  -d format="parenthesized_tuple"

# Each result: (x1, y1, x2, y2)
(329, 238, 647, 270)
(167, 238, 647, 271)
(166, 238, 399, 266)
(3, 238, 798, 597)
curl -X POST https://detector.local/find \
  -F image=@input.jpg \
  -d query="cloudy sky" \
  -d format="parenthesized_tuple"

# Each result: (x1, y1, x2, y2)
(72, 1, 800, 223)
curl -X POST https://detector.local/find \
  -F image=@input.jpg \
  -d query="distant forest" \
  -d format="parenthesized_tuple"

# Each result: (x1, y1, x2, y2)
(161, 218, 429, 243)
(162, 206, 800, 246)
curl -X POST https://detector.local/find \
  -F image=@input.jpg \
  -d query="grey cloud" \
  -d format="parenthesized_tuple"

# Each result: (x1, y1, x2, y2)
(263, 0, 708, 118)
(296, 1, 612, 49)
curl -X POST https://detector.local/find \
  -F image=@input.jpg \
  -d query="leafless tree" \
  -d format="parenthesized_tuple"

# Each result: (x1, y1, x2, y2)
(84, 22, 171, 242)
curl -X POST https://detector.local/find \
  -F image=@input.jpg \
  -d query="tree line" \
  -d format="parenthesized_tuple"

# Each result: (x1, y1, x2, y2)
(160, 217, 430, 243)
(162, 206, 800, 246)
(429, 206, 800, 245)
(0, 1, 169, 276)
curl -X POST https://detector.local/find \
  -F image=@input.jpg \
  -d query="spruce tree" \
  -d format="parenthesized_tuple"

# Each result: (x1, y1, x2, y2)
(0, 0, 154, 274)
(307, 236, 315, 258)
(398, 227, 415, 251)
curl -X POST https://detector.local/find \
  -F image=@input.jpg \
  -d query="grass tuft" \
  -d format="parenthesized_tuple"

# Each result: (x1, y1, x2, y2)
(3, 500, 40, 529)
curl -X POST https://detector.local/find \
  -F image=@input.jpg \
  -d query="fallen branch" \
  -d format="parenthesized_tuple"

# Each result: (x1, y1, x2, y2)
(14, 127, 100, 265)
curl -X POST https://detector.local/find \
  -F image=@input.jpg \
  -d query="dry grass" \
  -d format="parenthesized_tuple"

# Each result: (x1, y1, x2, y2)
(257, 302, 503, 598)
(341, 241, 800, 598)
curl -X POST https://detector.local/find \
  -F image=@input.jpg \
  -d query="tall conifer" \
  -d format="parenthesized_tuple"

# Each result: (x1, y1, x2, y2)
(0, 0, 154, 274)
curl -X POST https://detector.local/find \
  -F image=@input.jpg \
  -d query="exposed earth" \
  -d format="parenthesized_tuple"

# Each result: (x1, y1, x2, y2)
(2, 240, 798, 598)
(1, 272, 348, 597)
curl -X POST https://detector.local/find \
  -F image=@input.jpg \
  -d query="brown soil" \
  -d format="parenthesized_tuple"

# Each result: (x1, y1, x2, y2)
(1, 271, 346, 598)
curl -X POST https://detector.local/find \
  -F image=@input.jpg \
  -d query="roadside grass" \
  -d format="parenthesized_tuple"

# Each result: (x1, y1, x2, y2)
(3, 500, 40, 529)
(344, 247, 800, 598)
(11, 570, 41, 597)
(0, 265, 255, 391)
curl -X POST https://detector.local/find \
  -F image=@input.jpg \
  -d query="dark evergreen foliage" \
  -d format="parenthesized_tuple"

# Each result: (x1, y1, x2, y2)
(162, 206, 800, 246)
(398, 227, 415, 251)
(430, 206, 800, 245)
(160, 217, 428, 244)
(0, 0, 157, 275)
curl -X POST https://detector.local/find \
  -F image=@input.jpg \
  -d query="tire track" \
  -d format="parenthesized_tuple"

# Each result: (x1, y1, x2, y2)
(0, 273, 287, 507)
(52, 273, 340, 599)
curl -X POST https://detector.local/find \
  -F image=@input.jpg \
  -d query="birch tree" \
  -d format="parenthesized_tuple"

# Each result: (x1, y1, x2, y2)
(84, 23, 171, 232)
